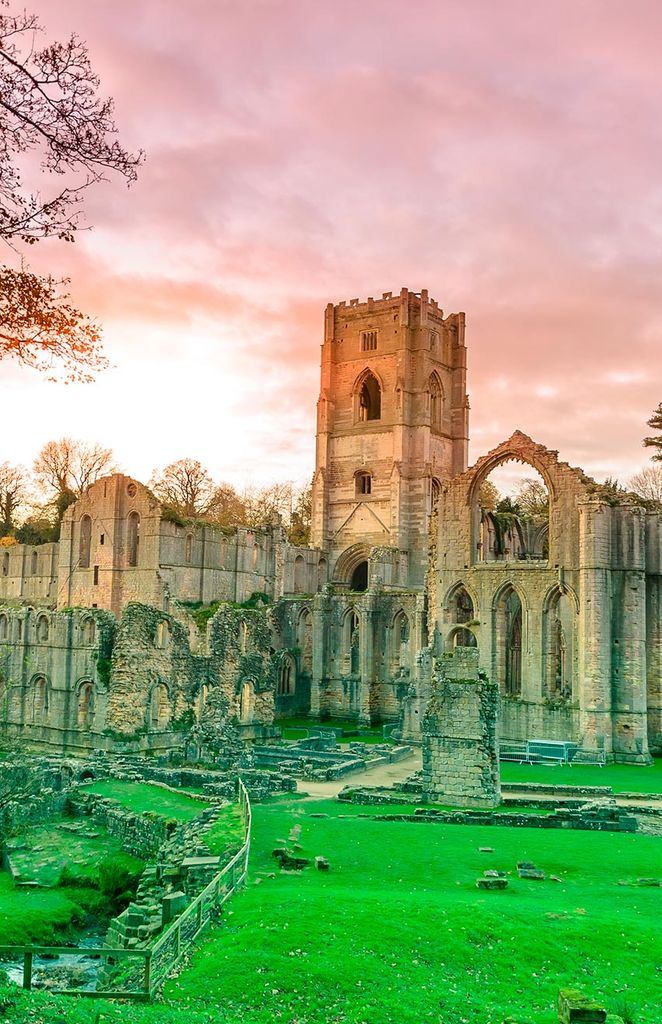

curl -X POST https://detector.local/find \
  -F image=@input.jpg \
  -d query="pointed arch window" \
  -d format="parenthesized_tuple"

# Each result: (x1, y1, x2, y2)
(429, 374, 443, 431)
(357, 372, 381, 422)
(79, 515, 92, 569)
(127, 512, 140, 567)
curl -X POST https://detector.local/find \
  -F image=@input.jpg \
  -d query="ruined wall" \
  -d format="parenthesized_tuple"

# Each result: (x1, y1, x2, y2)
(0, 606, 115, 752)
(421, 649, 500, 808)
(430, 432, 660, 762)
(275, 589, 426, 725)
(0, 542, 58, 606)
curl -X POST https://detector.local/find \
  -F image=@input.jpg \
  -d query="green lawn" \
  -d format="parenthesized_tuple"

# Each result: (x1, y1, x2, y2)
(1, 795, 659, 1023)
(501, 758, 662, 794)
(82, 779, 211, 820)
(0, 872, 102, 946)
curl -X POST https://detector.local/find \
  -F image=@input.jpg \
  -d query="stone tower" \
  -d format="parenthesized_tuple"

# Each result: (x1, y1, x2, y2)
(311, 288, 469, 588)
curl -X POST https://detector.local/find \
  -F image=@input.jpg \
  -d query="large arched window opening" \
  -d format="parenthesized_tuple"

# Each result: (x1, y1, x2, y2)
(33, 675, 50, 724)
(278, 654, 296, 696)
(36, 614, 49, 643)
(31, 550, 38, 575)
(543, 588, 576, 699)
(429, 373, 443, 432)
(392, 610, 410, 671)
(298, 609, 313, 673)
(345, 610, 360, 676)
(79, 515, 92, 569)
(495, 586, 523, 697)
(294, 554, 306, 594)
(475, 460, 549, 564)
(81, 617, 96, 646)
(357, 371, 381, 422)
(77, 682, 95, 729)
(448, 584, 474, 624)
(127, 512, 140, 567)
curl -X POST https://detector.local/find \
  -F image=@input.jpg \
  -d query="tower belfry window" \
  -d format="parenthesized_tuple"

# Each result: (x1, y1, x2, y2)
(361, 330, 378, 352)
(358, 372, 381, 421)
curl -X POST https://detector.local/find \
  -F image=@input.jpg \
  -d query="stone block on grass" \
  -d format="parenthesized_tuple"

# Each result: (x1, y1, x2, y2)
(558, 989, 607, 1023)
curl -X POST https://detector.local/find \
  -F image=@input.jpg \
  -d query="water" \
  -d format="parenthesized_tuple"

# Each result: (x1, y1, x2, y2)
(2, 929, 106, 992)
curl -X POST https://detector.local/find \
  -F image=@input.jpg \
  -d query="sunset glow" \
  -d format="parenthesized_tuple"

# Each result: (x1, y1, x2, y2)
(8, 0, 662, 487)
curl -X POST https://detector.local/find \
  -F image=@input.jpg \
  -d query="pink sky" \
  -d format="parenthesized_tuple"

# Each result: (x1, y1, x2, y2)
(4, 0, 662, 489)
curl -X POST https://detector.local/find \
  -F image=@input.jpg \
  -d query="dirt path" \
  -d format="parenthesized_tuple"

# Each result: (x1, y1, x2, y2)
(296, 751, 422, 800)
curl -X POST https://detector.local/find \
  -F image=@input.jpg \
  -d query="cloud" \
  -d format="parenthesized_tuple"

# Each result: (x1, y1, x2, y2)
(4, 0, 661, 488)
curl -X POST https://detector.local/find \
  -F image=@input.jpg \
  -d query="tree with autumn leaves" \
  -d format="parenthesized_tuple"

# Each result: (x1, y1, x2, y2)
(0, 2, 142, 380)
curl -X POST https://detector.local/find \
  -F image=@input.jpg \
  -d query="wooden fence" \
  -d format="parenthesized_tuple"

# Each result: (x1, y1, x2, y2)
(0, 780, 252, 1001)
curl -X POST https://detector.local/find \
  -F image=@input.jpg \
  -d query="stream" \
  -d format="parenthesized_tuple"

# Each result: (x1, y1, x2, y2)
(2, 927, 107, 992)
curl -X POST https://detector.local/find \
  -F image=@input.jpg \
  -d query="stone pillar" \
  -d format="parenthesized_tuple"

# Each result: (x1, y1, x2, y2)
(420, 649, 500, 808)
(577, 502, 614, 759)
(310, 593, 327, 717)
(358, 600, 375, 725)
(645, 510, 662, 754)
(608, 508, 651, 763)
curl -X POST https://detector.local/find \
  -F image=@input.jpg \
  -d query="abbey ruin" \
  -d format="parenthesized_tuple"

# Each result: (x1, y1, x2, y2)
(0, 287, 659, 763)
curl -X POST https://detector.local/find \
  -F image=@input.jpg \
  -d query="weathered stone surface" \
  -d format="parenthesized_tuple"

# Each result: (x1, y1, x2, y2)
(421, 649, 501, 809)
(476, 877, 508, 890)
(558, 989, 607, 1023)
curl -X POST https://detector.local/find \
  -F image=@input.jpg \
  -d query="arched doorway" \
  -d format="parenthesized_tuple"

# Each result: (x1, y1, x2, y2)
(495, 586, 523, 696)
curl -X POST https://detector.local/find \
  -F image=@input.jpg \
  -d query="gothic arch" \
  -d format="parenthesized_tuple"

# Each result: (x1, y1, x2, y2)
(334, 544, 371, 586)
(352, 367, 383, 422)
(298, 607, 313, 673)
(542, 585, 578, 699)
(492, 583, 525, 697)
(444, 581, 478, 622)
(428, 372, 444, 431)
(76, 681, 95, 729)
(278, 653, 296, 696)
(31, 674, 51, 724)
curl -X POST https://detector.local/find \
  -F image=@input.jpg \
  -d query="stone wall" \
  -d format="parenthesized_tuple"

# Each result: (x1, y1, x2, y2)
(421, 649, 500, 808)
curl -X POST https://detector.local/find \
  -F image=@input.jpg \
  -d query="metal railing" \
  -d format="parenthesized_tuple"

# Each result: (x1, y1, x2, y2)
(0, 780, 251, 1001)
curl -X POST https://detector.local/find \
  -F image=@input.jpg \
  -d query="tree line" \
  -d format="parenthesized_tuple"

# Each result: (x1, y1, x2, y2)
(0, 442, 312, 547)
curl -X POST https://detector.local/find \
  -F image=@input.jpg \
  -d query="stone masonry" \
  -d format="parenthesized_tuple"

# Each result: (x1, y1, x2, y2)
(421, 649, 500, 808)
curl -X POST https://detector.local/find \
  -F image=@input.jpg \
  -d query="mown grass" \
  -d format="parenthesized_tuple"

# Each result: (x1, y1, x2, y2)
(82, 780, 211, 820)
(1, 795, 659, 1023)
(0, 872, 102, 946)
(500, 758, 662, 794)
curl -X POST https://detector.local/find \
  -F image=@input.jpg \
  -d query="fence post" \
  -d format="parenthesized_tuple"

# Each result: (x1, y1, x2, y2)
(23, 949, 32, 991)
(143, 951, 152, 997)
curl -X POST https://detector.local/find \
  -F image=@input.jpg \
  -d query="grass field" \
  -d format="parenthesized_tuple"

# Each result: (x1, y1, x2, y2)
(1, 793, 659, 1024)
(501, 758, 662, 793)
(83, 779, 212, 820)
(0, 872, 103, 946)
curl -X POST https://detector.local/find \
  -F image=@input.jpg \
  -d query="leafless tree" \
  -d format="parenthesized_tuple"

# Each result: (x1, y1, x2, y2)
(0, 3, 143, 379)
(33, 437, 115, 519)
(629, 465, 662, 503)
